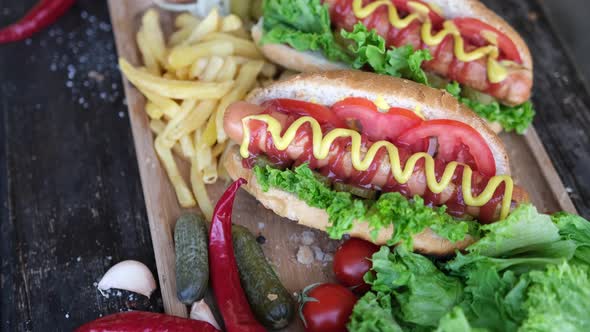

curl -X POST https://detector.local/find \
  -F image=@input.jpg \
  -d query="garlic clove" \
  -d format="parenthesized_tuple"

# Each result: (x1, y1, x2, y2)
(190, 299, 221, 330)
(97, 260, 157, 298)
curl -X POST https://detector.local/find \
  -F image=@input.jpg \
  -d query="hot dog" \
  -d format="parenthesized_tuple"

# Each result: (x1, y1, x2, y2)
(222, 71, 529, 255)
(254, 0, 535, 133)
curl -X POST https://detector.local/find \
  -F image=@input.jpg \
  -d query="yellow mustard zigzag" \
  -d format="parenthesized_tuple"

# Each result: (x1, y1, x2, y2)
(240, 115, 513, 219)
(351, 0, 509, 83)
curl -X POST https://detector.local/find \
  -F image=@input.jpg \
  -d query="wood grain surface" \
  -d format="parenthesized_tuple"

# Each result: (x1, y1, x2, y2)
(0, 0, 589, 331)
(107, 1, 579, 331)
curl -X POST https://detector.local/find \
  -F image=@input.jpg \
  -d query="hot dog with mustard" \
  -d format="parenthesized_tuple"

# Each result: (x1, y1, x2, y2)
(222, 71, 529, 256)
(254, 0, 535, 133)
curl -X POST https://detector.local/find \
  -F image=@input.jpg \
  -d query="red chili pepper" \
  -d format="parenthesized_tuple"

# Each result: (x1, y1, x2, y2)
(209, 178, 266, 332)
(74, 311, 220, 332)
(0, 0, 76, 43)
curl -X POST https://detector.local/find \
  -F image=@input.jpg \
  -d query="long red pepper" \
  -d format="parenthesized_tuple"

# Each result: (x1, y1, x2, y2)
(75, 311, 220, 332)
(0, 0, 76, 43)
(209, 178, 266, 332)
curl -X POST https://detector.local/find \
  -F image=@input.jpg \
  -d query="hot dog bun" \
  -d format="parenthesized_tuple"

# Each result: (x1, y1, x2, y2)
(223, 145, 476, 255)
(244, 70, 510, 175)
(253, 0, 532, 72)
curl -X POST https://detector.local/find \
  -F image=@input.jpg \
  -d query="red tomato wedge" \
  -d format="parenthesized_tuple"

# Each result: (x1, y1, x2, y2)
(392, 0, 445, 26)
(396, 119, 496, 176)
(262, 99, 346, 128)
(332, 97, 423, 141)
(453, 18, 522, 63)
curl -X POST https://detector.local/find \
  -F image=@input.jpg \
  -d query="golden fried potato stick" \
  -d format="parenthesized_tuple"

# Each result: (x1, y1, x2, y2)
(141, 9, 167, 66)
(168, 40, 234, 69)
(202, 32, 263, 59)
(119, 58, 234, 99)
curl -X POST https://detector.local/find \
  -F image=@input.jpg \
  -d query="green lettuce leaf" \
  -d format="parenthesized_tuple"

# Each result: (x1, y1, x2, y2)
(254, 164, 474, 245)
(466, 204, 561, 257)
(457, 261, 529, 331)
(367, 246, 464, 328)
(348, 292, 403, 332)
(366, 193, 474, 248)
(446, 205, 576, 275)
(261, 0, 351, 62)
(342, 23, 432, 85)
(552, 212, 590, 264)
(445, 82, 535, 134)
(520, 262, 590, 331)
(436, 307, 487, 332)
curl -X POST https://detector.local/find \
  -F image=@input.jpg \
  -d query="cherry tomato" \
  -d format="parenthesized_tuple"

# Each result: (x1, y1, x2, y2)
(332, 97, 423, 142)
(333, 238, 380, 294)
(300, 283, 357, 332)
(262, 99, 346, 128)
(453, 18, 522, 63)
(396, 119, 496, 177)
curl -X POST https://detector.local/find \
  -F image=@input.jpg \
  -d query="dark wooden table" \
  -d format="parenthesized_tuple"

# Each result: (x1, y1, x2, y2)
(1, 0, 589, 331)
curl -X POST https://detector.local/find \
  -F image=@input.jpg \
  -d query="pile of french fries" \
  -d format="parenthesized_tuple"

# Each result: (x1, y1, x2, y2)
(119, 8, 276, 219)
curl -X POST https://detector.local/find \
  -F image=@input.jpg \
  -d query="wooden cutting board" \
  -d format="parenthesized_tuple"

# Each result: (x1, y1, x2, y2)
(107, 1, 577, 330)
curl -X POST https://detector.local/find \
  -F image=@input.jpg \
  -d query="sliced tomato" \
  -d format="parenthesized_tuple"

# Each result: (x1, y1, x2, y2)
(453, 18, 522, 63)
(262, 99, 346, 128)
(392, 0, 445, 26)
(396, 119, 496, 176)
(332, 97, 423, 141)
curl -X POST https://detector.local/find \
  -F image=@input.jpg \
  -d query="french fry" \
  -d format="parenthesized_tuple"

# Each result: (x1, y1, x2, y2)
(200, 56, 224, 82)
(168, 40, 234, 69)
(129, 9, 270, 213)
(175, 12, 200, 29)
(229, 27, 251, 40)
(221, 14, 242, 32)
(202, 32, 263, 59)
(139, 87, 180, 119)
(191, 129, 214, 219)
(194, 130, 218, 184)
(216, 60, 265, 142)
(169, 100, 218, 141)
(203, 113, 217, 147)
(182, 8, 220, 46)
(169, 26, 194, 47)
(163, 71, 176, 79)
(160, 99, 198, 143)
(190, 167, 213, 220)
(203, 161, 218, 184)
(145, 101, 163, 120)
(193, 129, 211, 172)
(141, 9, 167, 66)
(212, 141, 228, 157)
(228, 55, 251, 65)
(119, 58, 234, 99)
(180, 98, 198, 113)
(155, 136, 196, 207)
(215, 57, 237, 82)
(149, 119, 166, 134)
(180, 135, 195, 158)
(189, 57, 209, 79)
(136, 29, 160, 75)
(175, 66, 190, 80)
